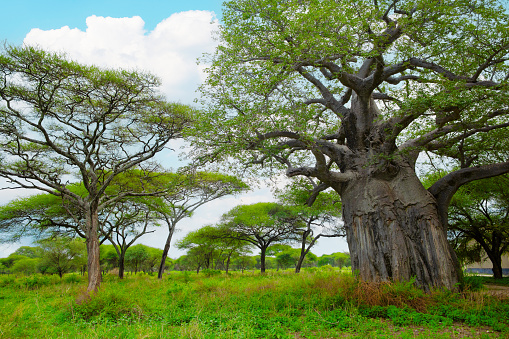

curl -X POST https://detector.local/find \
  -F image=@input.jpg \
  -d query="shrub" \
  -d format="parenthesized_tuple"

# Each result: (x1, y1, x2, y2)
(201, 269, 221, 277)
(461, 275, 484, 291)
(64, 273, 82, 284)
(16, 274, 57, 289)
(0, 275, 15, 287)
(71, 288, 144, 322)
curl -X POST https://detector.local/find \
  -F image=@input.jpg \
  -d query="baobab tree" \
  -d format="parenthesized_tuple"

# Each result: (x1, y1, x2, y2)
(188, 0, 509, 290)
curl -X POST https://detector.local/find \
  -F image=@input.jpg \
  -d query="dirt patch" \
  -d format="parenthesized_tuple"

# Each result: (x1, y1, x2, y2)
(484, 284, 509, 298)
(381, 319, 502, 338)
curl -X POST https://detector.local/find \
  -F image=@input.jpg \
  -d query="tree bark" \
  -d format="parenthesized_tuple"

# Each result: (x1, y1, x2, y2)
(484, 244, 504, 280)
(260, 246, 267, 273)
(118, 250, 126, 279)
(157, 225, 175, 279)
(85, 208, 102, 293)
(225, 253, 231, 274)
(295, 232, 310, 274)
(337, 164, 461, 292)
(428, 162, 509, 228)
(491, 256, 503, 280)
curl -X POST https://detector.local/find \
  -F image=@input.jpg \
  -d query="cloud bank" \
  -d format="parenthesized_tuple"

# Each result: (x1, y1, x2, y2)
(23, 11, 219, 104)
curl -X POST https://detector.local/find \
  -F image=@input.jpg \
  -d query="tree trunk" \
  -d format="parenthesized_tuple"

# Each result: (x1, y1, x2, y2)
(485, 250, 503, 279)
(225, 253, 231, 274)
(492, 257, 503, 280)
(338, 165, 461, 291)
(118, 251, 126, 279)
(260, 246, 267, 273)
(85, 208, 102, 293)
(157, 226, 175, 279)
(295, 230, 312, 274)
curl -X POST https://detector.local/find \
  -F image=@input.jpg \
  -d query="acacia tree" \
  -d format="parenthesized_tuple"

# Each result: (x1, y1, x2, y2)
(177, 224, 252, 273)
(154, 172, 249, 279)
(37, 237, 86, 278)
(276, 178, 343, 273)
(0, 46, 192, 292)
(124, 244, 149, 275)
(0, 179, 163, 279)
(176, 226, 219, 273)
(215, 229, 252, 273)
(100, 197, 161, 279)
(188, 0, 509, 290)
(219, 202, 301, 273)
(448, 176, 509, 279)
(317, 252, 351, 268)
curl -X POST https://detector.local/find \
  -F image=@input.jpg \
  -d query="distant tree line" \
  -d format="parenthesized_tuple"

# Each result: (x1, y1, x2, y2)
(0, 237, 350, 277)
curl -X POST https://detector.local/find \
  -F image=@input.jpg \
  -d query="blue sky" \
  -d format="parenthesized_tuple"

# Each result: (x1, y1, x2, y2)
(2, 0, 224, 45)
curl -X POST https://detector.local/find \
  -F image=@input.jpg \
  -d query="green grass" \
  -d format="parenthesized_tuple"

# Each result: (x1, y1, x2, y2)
(465, 275, 509, 287)
(0, 270, 507, 338)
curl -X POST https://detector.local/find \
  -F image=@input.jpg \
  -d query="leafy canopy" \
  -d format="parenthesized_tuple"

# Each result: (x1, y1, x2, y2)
(187, 0, 509, 182)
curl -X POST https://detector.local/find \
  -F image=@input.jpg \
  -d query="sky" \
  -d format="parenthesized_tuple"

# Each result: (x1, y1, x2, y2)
(0, 0, 349, 258)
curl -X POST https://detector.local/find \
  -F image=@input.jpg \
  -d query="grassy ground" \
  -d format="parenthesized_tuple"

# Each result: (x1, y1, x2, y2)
(0, 269, 507, 338)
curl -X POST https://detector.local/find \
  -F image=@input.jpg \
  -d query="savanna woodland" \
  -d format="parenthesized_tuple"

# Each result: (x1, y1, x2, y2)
(0, 0, 509, 338)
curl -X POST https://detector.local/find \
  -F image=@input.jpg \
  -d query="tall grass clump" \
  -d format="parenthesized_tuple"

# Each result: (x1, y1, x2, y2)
(70, 288, 145, 322)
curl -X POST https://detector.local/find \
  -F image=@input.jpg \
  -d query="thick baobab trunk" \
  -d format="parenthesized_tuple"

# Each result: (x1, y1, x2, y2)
(85, 209, 102, 293)
(338, 165, 461, 291)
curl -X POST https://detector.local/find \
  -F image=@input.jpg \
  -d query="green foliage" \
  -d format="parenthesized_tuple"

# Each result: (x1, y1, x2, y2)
(37, 237, 86, 277)
(64, 273, 82, 284)
(188, 0, 509, 173)
(187, 0, 509, 291)
(220, 202, 300, 250)
(100, 244, 119, 271)
(71, 289, 145, 322)
(461, 275, 485, 292)
(201, 269, 222, 277)
(448, 175, 509, 277)
(13, 246, 42, 258)
(318, 252, 351, 268)
(0, 45, 194, 291)
(125, 244, 150, 274)
(10, 257, 40, 275)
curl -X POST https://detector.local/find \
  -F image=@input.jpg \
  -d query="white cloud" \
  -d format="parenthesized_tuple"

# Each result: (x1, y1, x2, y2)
(23, 11, 219, 104)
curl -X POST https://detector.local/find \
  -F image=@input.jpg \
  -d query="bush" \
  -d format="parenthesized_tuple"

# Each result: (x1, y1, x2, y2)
(201, 269, 221, 277)
(461, 275, 484, 291)
(16, 274, 57, 289)
(71, 288, 144, 322)
(64, 274, 82, 284)
(0, 275, 15, 287)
